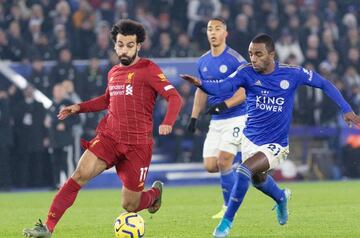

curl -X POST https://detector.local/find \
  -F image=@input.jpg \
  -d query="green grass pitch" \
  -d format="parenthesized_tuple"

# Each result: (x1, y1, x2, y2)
(1, 181, 360, 237)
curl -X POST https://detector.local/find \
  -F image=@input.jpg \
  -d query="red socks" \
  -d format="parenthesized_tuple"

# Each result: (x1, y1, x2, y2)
(46, 178, 81, 232)
(134, 187, 160, 212)
(45, 179, 159, 232)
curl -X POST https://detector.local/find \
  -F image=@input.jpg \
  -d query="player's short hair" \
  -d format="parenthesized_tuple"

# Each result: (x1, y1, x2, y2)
(209, 17, 227, 28)
(111, 19, 146, 44)
(251, 33, 275, 53)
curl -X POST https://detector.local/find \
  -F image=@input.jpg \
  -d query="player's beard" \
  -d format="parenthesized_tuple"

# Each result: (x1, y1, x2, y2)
(119, 53, 137, 66)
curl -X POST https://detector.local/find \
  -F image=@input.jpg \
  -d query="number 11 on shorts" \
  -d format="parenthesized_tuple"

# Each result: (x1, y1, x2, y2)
(139, 167, 149, 182)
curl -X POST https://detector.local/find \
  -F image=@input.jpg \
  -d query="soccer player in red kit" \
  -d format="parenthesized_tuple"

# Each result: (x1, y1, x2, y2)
(23, 19, 183, 237)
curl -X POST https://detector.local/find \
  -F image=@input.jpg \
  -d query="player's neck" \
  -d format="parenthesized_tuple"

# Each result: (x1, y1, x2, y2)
(211, 44, 226, 57)
(262, 62, 276, 74)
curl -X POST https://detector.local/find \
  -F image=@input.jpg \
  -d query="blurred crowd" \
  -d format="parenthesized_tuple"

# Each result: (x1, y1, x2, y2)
(1, 0, 360, 190)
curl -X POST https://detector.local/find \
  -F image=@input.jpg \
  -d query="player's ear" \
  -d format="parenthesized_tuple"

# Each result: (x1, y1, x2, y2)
(137, 44, 141, 52)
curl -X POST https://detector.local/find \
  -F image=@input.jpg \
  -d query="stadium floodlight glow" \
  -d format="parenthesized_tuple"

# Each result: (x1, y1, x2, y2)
(0, 61, 53, 109)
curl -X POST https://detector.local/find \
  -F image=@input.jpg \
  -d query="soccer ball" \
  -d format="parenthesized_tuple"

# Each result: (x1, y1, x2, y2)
(114, 212, 145, 238)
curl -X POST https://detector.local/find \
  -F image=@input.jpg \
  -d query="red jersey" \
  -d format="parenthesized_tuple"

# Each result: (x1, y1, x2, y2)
(79, 58, 182, 144)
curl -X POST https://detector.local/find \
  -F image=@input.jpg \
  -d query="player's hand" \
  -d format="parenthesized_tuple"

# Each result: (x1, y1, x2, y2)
(57, 104, 80, 120)
(344, 111, 360, 127)
(206, 102, 228, 115)
(159, 125, 172, 135)
(179, 74, 202, 86)
(187, 117, 197, 133)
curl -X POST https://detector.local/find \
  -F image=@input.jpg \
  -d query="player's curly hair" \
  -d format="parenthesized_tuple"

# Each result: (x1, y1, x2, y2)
(111, 19, 146, 44)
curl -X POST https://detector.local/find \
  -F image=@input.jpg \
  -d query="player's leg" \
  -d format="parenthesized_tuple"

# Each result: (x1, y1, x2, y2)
(213, 152, 268, 238)
(253, 170, 292, 225)
(252, 143, 291, 225)
(121, 183, 161, 212)
(24, 135, 116, 237)
(212, 150, 235, 219)
(252, 172, 286, 207)
(213, 116, 245, 219)
(117, 144, 162, 213)
(23, 150, 107, 237)
(203, 119, 221, 173)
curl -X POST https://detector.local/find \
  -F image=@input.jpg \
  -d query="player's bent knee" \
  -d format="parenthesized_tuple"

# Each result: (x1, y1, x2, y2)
(121, 187, 142, 212)
(252, 172, 267, 184)
(71, 168, 90, 186)
(217, 157, 233, 171)
(204, 163, 218, 173)
(204, 157, 219, 173)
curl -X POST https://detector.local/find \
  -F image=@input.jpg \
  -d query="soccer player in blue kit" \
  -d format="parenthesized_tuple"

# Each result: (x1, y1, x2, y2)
(183, 18, 248, 219)
(181, 33, 360, 238)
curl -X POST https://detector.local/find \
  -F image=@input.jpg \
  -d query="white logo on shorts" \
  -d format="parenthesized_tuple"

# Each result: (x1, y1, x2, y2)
(219, 64, 228, 73)
(280, 80, 289, 90)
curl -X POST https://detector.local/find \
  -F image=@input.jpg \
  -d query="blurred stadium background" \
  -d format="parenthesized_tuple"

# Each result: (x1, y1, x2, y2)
(1, 1, 360, 237)
(0, 0, 360, 197)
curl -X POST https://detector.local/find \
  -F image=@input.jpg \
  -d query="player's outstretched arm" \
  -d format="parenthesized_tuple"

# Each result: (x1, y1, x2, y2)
(77, 93, 109, 113)
(57, 104, 80, 120)
(179, 74, 202, 86)
(343, 111, 360, 127)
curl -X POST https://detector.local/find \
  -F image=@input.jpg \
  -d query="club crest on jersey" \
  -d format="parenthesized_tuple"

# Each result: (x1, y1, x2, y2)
(109, 77, 114, 83)
(280, 80, 289, 89)
(219, 64, 228, 73)
(126, 72, 135, 84)
(202, 67, 208, 72)
(255, 80, 262, 86)
(158, 73, 168, 82)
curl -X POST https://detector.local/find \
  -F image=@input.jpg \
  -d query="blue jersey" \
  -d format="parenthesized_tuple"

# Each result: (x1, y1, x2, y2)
(197, 46, 247, 120)
(200, 62, 352, 146)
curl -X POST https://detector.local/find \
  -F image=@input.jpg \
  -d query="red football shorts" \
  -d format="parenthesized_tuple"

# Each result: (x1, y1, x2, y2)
(82, 133, 153, 192)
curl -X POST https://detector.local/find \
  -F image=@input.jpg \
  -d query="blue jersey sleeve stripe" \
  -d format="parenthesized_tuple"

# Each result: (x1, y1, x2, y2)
(227, 48, 247, 63)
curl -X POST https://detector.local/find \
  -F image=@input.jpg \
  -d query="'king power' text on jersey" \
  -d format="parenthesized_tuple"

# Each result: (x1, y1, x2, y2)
(197, 46, 247, 120)
(200, 62, 352, 146)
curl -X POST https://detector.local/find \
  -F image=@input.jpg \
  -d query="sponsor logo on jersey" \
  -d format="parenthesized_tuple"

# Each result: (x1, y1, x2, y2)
(126, 72, 135, 83)
(158, 73, 168, 82)
(125, 84, 133, 95)
(219, 64, 228, 73)
(256, 95, 285, 112)
(280, 80, 289, 89)
(255, 80, 262, 86)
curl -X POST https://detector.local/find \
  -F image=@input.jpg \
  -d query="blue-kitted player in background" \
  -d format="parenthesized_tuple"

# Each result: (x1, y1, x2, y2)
(184, 17, 248, 219)
(181, 33, 360, 238)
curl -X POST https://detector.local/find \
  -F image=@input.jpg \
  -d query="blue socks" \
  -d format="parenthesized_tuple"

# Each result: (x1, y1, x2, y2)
(224, 164, 252, 222)
(253, 175, 285, 204)
(220, 169, 235, 205)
